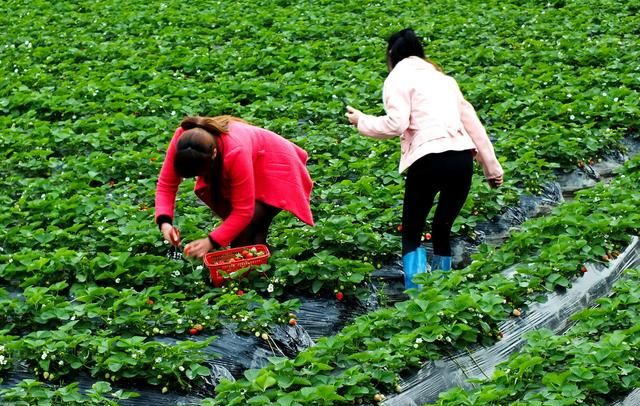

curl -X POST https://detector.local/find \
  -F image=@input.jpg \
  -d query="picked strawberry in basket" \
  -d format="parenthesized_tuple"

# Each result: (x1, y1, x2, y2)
(203, 244, 270, 287)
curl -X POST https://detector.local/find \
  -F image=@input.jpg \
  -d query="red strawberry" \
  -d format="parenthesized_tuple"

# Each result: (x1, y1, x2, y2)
(397, 224, 403, 232)
(146, 299, 154, 305)
(289, 318, 297, 326)
(580, 265, 587, 273)
(424, 233, 432, 241)
(189, 328, 198, 336)
(236, 290, 245, 296)
(336, 292, 344, 301)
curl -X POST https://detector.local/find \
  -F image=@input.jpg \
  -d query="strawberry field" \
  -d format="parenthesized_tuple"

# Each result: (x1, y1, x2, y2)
(1, 0, 640, 405)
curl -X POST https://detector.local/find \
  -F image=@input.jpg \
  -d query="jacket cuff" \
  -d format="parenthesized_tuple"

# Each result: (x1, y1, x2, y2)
(207, 234, 221, 249)
(156, 215, 173, 230)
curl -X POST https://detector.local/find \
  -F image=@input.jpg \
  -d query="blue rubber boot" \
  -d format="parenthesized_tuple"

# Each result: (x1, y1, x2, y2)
(402, 247, 428, 289)
(431, 255, 452, 272)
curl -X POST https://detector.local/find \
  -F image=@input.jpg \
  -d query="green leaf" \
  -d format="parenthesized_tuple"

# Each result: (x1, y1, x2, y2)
(311, 279, 323, 294)
(107, 362, 123, 372)
(253, 373, 277, 392)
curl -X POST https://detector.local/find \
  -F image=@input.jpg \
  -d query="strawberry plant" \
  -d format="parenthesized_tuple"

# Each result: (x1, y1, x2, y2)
(0, 379, 138, 405)
(1, 0, 639, 403)
(433, 269, 640, 405)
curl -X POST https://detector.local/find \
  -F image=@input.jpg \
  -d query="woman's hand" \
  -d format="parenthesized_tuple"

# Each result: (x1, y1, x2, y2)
(345, 106, 363, 126)
(488, 175, 504, 188)
(184, 237, 213, 259)
(160, 223, 181, 246)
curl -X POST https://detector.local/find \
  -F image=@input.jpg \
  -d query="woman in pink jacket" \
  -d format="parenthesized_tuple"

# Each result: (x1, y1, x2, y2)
(155, 116, 314, 258)
(346, 28, 503, 288)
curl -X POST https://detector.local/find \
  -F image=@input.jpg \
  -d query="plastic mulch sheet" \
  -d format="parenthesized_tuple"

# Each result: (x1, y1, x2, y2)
(284, 292, 375, 340)
(476, 181, 564, 245)
(612, 389, 640, 406)
(556, 137, 640, 194)
(1, 323, 317, 405)
(382, 236, 640, 406)
(1, 288, 378, 404)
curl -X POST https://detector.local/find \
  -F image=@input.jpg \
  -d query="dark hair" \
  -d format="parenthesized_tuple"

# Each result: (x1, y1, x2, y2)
(174, 116, 244, 216)
(174, 127, 215, 178)
(387, 28, 425, 69)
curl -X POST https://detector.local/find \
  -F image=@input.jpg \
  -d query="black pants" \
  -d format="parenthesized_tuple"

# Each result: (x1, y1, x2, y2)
(402, 150, 473, 256)
(230, 201, 281, 248)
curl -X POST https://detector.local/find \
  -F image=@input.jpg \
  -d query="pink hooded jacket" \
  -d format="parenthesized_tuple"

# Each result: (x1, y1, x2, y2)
(155, 121, 314, 247)
(357, 56, 503, 179)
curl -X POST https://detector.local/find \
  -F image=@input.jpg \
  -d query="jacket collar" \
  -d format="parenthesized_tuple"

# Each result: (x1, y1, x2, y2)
(394, 56, 436, 71)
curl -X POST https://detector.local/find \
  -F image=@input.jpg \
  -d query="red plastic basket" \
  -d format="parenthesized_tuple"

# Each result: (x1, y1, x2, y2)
(203, 244, 270, 287)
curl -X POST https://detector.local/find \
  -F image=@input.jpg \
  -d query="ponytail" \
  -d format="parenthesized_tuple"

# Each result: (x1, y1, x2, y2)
(180, 115, 247, 135)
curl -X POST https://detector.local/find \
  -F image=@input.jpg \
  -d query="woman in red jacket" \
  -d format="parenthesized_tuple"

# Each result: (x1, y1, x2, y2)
(155, 115, 314, 258)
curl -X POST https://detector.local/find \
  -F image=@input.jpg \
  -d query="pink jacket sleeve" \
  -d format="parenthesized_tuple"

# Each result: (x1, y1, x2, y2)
(155, 128, 184, 222)
(458, 92, 504, 180)
(208, 147, 255, 247)
(357, 72, 411, 139)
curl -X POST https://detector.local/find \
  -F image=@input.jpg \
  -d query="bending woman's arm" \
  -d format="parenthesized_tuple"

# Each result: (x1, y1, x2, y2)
(207, 147, 255, 247)
(155, 127, 185, 226)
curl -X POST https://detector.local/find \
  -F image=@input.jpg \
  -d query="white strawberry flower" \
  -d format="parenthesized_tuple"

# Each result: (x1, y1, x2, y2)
(178, 366, 185, 372)
(267, 283, 274, 293)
